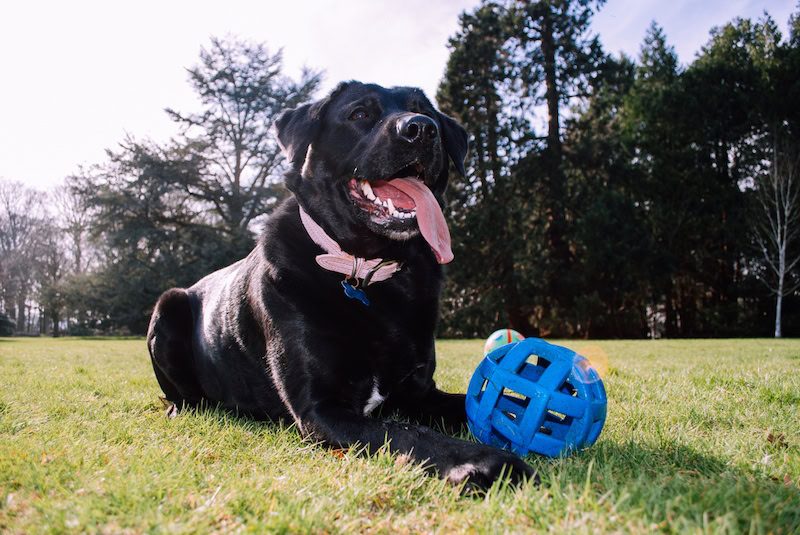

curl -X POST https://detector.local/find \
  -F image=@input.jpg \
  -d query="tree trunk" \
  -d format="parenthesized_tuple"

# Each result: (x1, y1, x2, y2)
(679, 288, 697, 337)
(5, 299, 16, 330)
(501, 255, 528, 334)
(540, 8, 571, 314)
(775, 245, 784, 338)
(664, 280, 678, 338)
(541, 13, 562, 167)
(16, 293, 25, 334)
(75, 239, 83, 275)
(482, 61, 525, 334)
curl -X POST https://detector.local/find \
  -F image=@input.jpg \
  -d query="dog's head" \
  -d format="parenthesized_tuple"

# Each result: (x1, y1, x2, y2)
(275, 81, 468, 263)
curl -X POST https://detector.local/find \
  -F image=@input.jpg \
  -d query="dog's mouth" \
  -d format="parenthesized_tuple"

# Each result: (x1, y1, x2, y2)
(347, 163, 453, 264)
(348, 177, 418, 220)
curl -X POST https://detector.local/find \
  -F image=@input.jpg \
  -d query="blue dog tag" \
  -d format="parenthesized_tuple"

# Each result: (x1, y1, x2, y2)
(341, 280, 370, 306)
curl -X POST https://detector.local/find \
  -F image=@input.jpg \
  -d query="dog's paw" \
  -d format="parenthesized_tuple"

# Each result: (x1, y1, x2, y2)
(443, 449, 538, 490)
(159, 396, 179, 419)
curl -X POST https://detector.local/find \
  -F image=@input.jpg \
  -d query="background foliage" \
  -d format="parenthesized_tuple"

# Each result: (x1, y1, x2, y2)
(436, 0, 800, 338)
(1, 2, 799, 338)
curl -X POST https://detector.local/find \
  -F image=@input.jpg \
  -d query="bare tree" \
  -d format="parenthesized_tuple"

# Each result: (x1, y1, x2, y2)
(49, 183, 97, 332)
(53, 183, 92, 275)
(0, 180, 45, 333)
(34, 219, 69, 336)
(754, 136, 800, 337)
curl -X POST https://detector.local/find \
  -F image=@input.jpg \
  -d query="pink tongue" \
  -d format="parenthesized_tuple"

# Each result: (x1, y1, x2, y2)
(389, 178, 453, 264)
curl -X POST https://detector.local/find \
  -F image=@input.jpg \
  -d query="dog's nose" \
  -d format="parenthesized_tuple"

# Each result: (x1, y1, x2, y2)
(396, 114, 438, 143)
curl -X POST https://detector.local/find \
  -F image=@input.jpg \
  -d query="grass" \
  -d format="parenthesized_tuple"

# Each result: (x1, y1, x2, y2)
(1, 337, 799, 534)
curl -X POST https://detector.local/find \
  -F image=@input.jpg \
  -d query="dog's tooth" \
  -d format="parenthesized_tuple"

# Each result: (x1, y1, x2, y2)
(386, 198, 395, 214)
(373, 197, 382, 206)
(361, 181, 375, 200)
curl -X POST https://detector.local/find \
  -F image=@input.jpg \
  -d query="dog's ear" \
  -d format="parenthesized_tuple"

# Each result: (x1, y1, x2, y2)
(274, 101, 324, 168)
(275, 82, 353, 169)
(436, 112, 469, 178)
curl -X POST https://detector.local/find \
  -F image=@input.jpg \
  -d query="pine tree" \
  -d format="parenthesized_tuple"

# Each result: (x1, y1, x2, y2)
(437, 2, 538, 335)
(438, 0, 606, 336)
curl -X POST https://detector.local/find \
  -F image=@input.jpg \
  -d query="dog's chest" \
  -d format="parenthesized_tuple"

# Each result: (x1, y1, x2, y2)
(358, 356, 427, 417)
(362, 377, 385, 416)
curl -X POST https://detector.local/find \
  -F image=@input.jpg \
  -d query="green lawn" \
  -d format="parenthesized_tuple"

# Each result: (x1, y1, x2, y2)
(1, 337, 798, 534)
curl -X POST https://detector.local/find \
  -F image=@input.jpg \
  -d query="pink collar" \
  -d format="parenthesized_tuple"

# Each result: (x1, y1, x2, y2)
(298, 205, 402, 285)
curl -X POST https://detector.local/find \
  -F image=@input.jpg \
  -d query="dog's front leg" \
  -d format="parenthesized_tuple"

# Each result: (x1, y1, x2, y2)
(301, 404, 534, 489)
(381, 349, 469, 432)
(384, 385, 467, 433)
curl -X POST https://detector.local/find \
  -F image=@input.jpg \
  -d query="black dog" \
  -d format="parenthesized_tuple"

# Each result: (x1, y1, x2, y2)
(147, 81, 534, 489)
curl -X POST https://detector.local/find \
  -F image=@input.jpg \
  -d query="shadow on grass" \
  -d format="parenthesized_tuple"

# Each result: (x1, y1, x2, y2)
(544, 439, 800, 530)
(596, 438, 729, 474)
(158, 398, 287, 428)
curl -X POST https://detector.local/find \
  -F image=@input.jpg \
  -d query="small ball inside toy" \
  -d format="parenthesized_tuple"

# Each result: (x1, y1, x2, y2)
(466, 338, 607, 458)
(484, 328, 525, 356)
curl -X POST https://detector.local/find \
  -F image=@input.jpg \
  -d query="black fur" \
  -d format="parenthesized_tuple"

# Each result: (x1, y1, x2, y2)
(147, 82, 534, 489)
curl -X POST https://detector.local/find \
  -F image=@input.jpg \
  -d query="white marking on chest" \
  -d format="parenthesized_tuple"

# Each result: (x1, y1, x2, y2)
(363, 377, 385, 416)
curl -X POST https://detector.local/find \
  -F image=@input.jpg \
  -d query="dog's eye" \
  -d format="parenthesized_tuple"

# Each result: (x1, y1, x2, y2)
(349, 109, 368, 121)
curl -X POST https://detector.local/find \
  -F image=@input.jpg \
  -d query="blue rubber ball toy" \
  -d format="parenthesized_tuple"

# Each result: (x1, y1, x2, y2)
(465, 338, 607, 458)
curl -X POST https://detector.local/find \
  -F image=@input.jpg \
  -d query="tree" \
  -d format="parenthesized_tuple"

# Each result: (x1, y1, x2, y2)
(680, 18, 767, 335)
(620, 22, 714, 337)
(753, 9, 800, 337)
(437, 0, 607, 336)
(0, 180, 44, 333)
(754, 137, 800, 337)
(512, 0, 606, 319)
(0, 311, 14, 336)
(53, 184, 92, 276)
(437, 2, 532, 336)
(34, 220, 69, 336)
(57, 36, 323, 334)
(690, 11, 800, 337)
(70, 139, 239, 333)
(562, 54, 653, 337)
(166, 36, 321, 239)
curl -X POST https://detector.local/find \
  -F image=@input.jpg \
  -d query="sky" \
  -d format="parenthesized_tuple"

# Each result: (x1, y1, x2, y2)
(0, 0, 795, 191)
